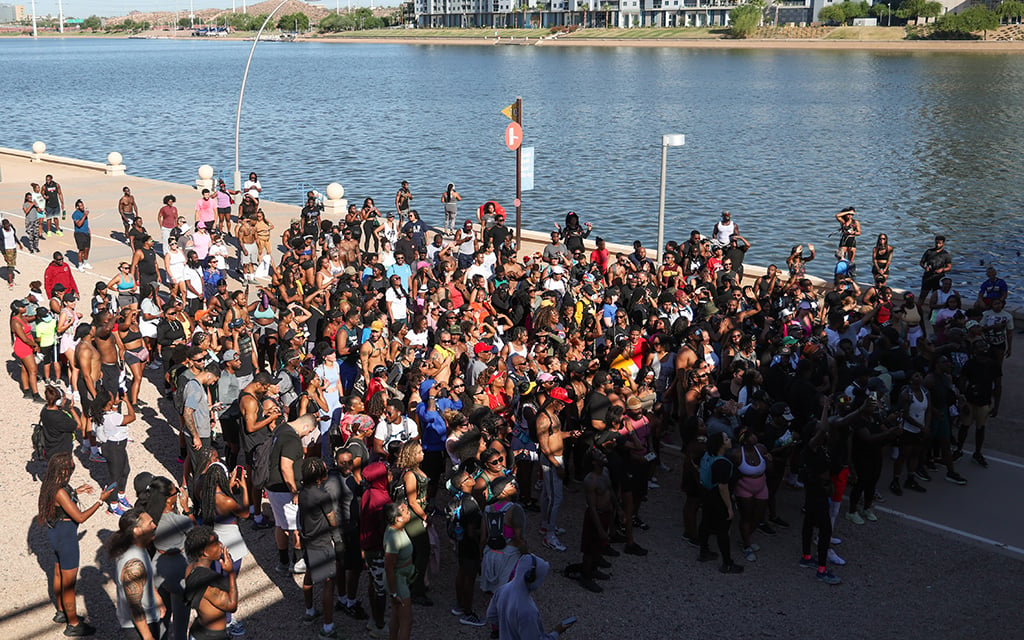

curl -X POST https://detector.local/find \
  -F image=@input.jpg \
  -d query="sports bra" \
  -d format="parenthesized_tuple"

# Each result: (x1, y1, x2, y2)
(737, 446, 766, 477)
(117, 274, 135, 291)
(122, 328, 143, 343)
(253, 306, 276, 320)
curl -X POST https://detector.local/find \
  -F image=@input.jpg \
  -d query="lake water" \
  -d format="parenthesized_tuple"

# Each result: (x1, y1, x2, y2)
(1, 38, 1022, 296)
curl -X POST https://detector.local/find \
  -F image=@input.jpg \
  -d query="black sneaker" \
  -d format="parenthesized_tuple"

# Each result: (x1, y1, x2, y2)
(601, 546, 620, 557)
(592, 569, 611, 581)
(889, 478, 903, 496)
(343, 602, 369, 620)
(698, 549, 719, 563)
(945, 471, 967, 485)
(64, 622, 96, 637)
(925, 459, 940, 471)
(719, 562, 744, 574)
(578, 578, 603, 593)
(53, 611, 68, 624)
(252, 518, 275, 530)
(914, 468, 932, 482)
(972, 453, 989, 468)
(769, 516, 790, 529)
(632, 516, 650, 531)
(624, 542, 648, 556)
(596, 556, 612, 568)
(757, 522, 777, 536)
(411, 595, 434, 607)
(904, 477, 926, 493)
(683, 535, 700, 548)
(951, 448, 964, 462)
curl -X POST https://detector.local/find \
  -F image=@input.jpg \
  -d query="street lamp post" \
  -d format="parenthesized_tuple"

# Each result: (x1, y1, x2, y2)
(887, 2, 891, 26)
(234, 0, 291, 191)
(657, 134, 685, 260)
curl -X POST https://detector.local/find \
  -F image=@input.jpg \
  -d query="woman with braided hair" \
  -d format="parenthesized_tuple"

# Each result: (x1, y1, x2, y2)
(37, 452, 114, 636)
(197, 463, 250, 637)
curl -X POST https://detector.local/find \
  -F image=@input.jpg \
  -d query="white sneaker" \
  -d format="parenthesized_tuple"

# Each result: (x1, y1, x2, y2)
(827, 548, 846, 566)
(830, 537, 842, 545)
(292, 558, 307, 574)
(85, 262, 94, 270)
(543, 535, 567, 552)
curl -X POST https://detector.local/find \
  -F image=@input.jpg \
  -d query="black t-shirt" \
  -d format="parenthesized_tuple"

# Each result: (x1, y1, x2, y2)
(324, 469, 362, 533)
(266, 425, 303, 493)
(459, 493, 482, 542)
(40, 406, 77, 457)
(184, 564, 228, 614)
(586, 391, 611, 427)
(236, 333, 255, 378)
(298, 484, 335, 549)
(961, 357, 995, 406)
(921, 248, 951, 275)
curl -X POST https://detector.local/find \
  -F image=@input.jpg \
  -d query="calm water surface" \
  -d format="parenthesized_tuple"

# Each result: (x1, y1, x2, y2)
(1, 38, 1022, 295)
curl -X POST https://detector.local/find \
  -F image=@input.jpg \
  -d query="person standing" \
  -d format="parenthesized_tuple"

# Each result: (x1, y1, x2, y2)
(324, 446, 369, 620)
(70, 200, 93, 271)
(697, 431, 743, 574)
(118, 186, 139, 236)
(395, 180, 413, 221)
(980, 298, 1013, 417)
(919, 235, 952, 302)
(799, 404, 842, 585)
(195, 190, 217, 231)
(441, 183, 461, 234)
(834, 207, 860, 262)
(267, 414, 318, 574)
(243, 172, 262, 203)
(711, 210, 738, 249)
(298, 457, 341, 639)
(183, 526, 239, 640)
(360, 461, 393, 638)
(44, 252, 79, 298)
(485, 554, 574, 640)
(108, 509, 164, 640)
(383, 502, 415, 640)
(215, 180, 238, 235)
(157, 195, 179, 252)
(0, 218, 25, 288)
(24, 188, 44, 252)
(91, 387, 137, 515)
(37, 452, 115, 637)
(955, 341, 996, 468)
(41, 174, 65, 238)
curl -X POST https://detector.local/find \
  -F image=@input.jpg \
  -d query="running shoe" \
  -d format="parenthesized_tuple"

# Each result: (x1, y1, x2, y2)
(945, 471, 968, 485)
(450, 607, 465, 617)
(53, 610, 68, 624)
(861, 508, 878, 522)
(827, 548, 846, 566)
(873, 491, 886, 503)
(543, 535, 567, 552)
(88, 451, 107, 464)
(889, 479, 903, 496)
(302, 609, 321, 622)
(648, 479, 660, 489)
(55, 230, 64, 237)
(757, 522, 777, 536)
(972, 453, 989, 468)
(799, 556, 816, 569)
(460, 613, 487, 627)
(226, 620, 246, 637)
(719, 562, 744, 574)
(914, 468, 932, 482)
(951, 448, 964, 462)
(108, 503, 127, 517)
(118, 496, 133, 509)
(578, 578, 603, 593)
(769, 515, 790, 529)
(904, 477, 926, 493)
(632, 516, 650, 531)
(623, 542, 648, 556)
(292, 558, 307, 574)
(846, 511, 865, 526)
(63, 622, 97, 637)
(816, 570, 842, 585)
(340, 601, 368, 619)
(743, 547, 757, 563)
(317, 627, 338, 639)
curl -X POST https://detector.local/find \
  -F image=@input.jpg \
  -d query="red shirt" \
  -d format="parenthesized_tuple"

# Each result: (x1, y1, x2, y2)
(44, 262, 79, 297)
(591, 248, 610, 273)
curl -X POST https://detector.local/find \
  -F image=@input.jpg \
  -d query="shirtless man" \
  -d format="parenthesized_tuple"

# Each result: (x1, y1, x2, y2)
(74, 323, 104, 462)
(337, 228, 360, 266)
(92, 311, 122, 401)
(423, 330, 456, 387)
(576, 447, 617, 592)
(235, 216, 258, 280)
(359, 321, 388, 385)
(538, 386, 573, 552)
(118, 187, 139, 236)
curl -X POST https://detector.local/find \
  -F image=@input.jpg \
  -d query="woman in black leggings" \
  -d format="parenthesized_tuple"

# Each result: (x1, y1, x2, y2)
(697, 431, 743, 574)
(848, 404, 900, 525)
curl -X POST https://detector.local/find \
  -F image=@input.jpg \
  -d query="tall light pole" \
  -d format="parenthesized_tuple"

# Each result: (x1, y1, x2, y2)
(58, 0, 64, 33)
(234, 0, 291, 191)
(30, 0, 37, 37)
(657, 134, 685, 260)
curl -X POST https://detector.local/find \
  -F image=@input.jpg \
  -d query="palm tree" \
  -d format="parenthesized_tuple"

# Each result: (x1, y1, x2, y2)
(601, 2, 611, 27)
(580, 2, 590, 26)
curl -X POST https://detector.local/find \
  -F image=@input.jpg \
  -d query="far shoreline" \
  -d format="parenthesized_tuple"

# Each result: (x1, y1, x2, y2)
(5, 30, 1024, 53)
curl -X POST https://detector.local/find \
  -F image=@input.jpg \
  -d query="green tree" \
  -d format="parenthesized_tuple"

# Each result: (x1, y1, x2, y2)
(936, 5, 999, 36)
(319, 12, 344, 31)
(818, 4, 847, 23)
(580, 2, 590, 26)
(601, 2, 612, 26)
(997, 0, 1024, 23)
(178, 17, 192, 29)
(82, 15, 102, 30)
(730, 0, 764, 37)
(277, 12, 310, 31)
(869, 2, 890, 18)
(896, 0, 942, 20)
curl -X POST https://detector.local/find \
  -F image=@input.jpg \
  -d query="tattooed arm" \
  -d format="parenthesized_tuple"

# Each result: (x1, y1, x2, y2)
(122, 559, 158, 640)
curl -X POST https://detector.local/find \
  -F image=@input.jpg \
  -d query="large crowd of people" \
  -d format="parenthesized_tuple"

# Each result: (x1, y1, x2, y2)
(19, 174, 1015, 639)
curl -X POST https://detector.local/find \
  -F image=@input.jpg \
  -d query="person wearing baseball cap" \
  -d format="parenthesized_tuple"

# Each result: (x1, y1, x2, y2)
(217, 348, 244, 468)
(467, 341, 496, 386)
(360, 320, 389, 384)
(537, 386, 572, 552)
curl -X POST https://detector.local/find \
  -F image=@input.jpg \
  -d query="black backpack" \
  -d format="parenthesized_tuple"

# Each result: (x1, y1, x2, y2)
(445, 493, 465, 542)
(31, 421, 46, 461)
(485, 502, 512, 550)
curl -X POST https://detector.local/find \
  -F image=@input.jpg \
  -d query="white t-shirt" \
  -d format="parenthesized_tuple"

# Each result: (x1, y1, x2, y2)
(464, 263, 492, 284)
(243, 179, 262, 200)
(139, 296, 160, 338)
(386, 288, 409, 321)
(374, 416, 418, 447)
(182, 265, 203, 300)
(981, 309, 1014, 347)
(208, 242, 229, 271)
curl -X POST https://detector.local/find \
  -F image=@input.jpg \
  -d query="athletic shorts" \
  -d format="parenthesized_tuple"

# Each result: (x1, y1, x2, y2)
(47, 520, 80, 569)
(364, 550, 386, 596)
(217, 207, 232, 216)
(241, 244, 258, 265)
(830, 467, 850, 503)
(457, 537, 481, 575)
(45, 205, 60, 220)
(3, 249, 15, 267)
(267, 490, 299, 530)
(342, 528, 362, 571)
(74, 232, 91, 252)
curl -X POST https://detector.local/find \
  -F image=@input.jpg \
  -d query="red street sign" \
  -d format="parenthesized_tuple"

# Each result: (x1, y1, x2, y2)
(505, 122, 523, 151)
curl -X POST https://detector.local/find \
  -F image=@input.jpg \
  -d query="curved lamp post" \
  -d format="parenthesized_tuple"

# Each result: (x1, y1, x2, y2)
(234, 0, 290, 191)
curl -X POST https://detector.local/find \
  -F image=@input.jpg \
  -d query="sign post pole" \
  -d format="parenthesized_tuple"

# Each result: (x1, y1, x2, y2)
(514, 96, 523, 246)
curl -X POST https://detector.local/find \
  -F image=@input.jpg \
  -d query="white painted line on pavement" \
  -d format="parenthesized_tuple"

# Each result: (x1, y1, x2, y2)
(957, 449, 1024, 470)
(874, 506, 1024, 558)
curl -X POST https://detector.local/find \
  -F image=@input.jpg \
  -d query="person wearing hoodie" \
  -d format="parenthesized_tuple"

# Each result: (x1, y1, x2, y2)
(486, 553, 574, 640)
(417, 378, 449, 510)
(360, 461, 393, 639)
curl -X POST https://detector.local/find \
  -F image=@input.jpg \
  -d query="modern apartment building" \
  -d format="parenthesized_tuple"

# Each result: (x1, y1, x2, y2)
(413, 0, 822, 28)
(0, 3, 26, 23)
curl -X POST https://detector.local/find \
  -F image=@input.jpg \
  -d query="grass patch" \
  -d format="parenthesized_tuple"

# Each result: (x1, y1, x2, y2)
(823, 26, 908, 40)
(562, 27, 724, 39)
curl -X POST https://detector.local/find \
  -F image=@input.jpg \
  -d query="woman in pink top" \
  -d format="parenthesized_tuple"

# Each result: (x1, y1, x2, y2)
(191, 223, 212, 261)
(195, 189, 217, 230)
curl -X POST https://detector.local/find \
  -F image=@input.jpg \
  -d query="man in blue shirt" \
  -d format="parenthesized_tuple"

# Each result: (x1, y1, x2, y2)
(977, 266, 1008, 309)
(386, 252, 413, 292)
(71, 199, 92, 271)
